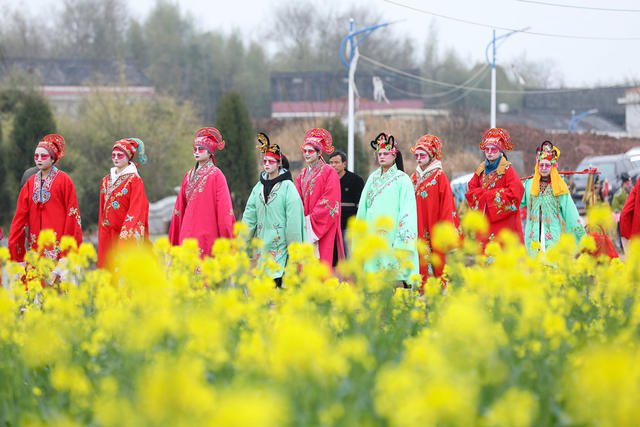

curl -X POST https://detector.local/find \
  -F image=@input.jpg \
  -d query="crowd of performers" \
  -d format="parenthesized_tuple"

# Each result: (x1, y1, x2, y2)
(4, 125, 640, 287)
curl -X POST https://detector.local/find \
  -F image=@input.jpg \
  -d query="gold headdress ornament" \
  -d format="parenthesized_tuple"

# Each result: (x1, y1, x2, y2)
(256, 132, 281, 159)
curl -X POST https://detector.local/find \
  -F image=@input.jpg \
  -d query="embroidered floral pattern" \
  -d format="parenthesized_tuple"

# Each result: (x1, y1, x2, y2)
(68, 207, 82, 227)
(320, 198, 339, 217)
(300, 160, 325, 201)
(412, 169, 441, 199)
(186, 160, 218, 205)
(32, 166, 60, 205)
(102, 174, 136, 226)
(367, 165, 402, 209)
(120, 221, 145, 241)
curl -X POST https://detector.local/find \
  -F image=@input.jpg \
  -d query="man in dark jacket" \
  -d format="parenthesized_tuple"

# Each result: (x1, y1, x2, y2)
(329, 151, 364, 256)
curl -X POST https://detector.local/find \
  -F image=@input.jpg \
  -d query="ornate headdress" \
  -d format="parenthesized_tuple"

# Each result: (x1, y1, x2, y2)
(257, 132, 281, 160)
(194, 127, 225, 155)
(531, 140, 569, 196)
(37, 134, 66, 163)
(301, 128, 334, 154)
(113, 138, 147, 165)
(411, 134, 443, 160)
(370, 132, 397, 153)
(479, 128, 513, 152)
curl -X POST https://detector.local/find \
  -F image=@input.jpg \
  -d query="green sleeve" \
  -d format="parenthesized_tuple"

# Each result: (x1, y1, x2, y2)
(284, 182, 306, 244)
(241, 184, 260, 238)
(520, 179, 531, 209)
(392, 175, 419, 251)
(559, 193, 586, 242)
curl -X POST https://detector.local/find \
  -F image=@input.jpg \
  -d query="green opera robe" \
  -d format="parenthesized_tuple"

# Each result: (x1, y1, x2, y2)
(520, 178, 586, 256)
(242, 170, 306, 278)
(356, 164, 420, 281)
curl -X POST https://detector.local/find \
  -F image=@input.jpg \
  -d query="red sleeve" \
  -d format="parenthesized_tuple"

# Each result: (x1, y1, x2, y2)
(484, 167, 525, 223)
(465, 173, 484, 210)
(295, 173, 303, 201)
(62, 174, 83, 249)
(119, 177, 149, 242)
(309, 167, 341, 240)
(620, 179, 640, 239)
(169, 173, 188, 245)
(439, 174, 461, 232)
(8, 182, 31, 262)
(214, 170, 235, 238)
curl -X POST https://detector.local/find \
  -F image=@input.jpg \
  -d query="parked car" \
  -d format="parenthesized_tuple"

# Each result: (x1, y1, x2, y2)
(570, 154, 640, 208)
(626, 147, 640, 168)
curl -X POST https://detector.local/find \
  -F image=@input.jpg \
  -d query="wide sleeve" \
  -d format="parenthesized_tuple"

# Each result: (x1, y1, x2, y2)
(8, 183, 31, 262)
(214, 170, 235, 238)
(308, 167, 341, 240)
(392, 175, 419, 251)
(520, 179, 531, 209)
(284, 182, 306, 244)
(119, 177, 149, 243)
(484, 167, 525, 223)
(465, 173, 485, 210)
(438, 173, 461, 231)
(242, 184, 260, 238)
(168, 173, 188, 245)
(559, 193, 586, 243)
(62, 175, 83, 248)
(620, 179, 640, 239)
(356, 174, 372, 221)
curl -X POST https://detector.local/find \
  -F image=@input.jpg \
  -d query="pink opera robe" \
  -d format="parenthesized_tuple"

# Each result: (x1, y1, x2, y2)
(169, 160, 236, 256)
(295, 159, 345, 266)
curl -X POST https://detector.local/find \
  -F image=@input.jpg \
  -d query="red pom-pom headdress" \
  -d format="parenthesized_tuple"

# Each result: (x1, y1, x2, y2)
(411, 134, 443, 160)
(479, 128, 513, 152)
(301, 128, 334, 154)
(37, 134, 66, 163)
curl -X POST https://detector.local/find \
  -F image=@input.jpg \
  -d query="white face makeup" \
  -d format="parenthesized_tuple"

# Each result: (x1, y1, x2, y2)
(112, 149, 129, 170)
(377, 148, 395, 168)
(34, 147, 54, 171)
(484, 145, 501, 162)
(193, 145, 210, 163)
(302, 145, 319, 165)
(538, 159, 552, 178)
(414, 149, 430, 167)
(263, 156, 279, 174)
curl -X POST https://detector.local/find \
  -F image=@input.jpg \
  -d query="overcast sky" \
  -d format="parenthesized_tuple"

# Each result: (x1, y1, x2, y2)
(14, 0, 640, 88)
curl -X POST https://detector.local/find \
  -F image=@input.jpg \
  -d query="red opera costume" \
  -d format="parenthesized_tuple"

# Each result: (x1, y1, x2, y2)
(169, 127, 235, 257)
(295, 128, 345, 266)
(98, 138, 150, 268)
(465, 128, 524, 244)
(410, 135, 461, 280)
(8, 134, 83, 262)
(620, 178, 640, 240)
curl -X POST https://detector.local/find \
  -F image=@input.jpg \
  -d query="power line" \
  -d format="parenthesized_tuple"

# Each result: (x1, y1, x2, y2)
(359, 54, 606, 95)
(383, 0, 640, 40)
(516, 0, 640, 13)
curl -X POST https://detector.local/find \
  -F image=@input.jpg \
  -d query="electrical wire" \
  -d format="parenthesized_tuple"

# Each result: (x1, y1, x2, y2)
(383, 0, 640, 40)
(359, 54, 596, 94)
(516, 0, 640, 13)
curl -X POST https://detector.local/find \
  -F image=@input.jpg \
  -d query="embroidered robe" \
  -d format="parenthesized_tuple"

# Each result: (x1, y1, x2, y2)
(356, 164, 419, 280)
(520, 178, 586, 255)
(98, 168, 149, 268)
(169, 160, 235, 256)
(466, 157, 524, 245)
(8, 167, 83, 262)
(411, 167, 461, 280)
(242, 171, 306, 278)
(294, 159, 344, 266)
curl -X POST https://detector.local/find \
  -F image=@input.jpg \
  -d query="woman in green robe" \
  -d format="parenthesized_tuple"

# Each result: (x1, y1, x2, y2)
(356, 133, 419, 284)
(242, 133, 306, 286)
(520, 141, 586, 255)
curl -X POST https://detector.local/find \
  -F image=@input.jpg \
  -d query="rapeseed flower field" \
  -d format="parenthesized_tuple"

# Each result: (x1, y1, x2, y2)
(1, 208, 639, 426)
